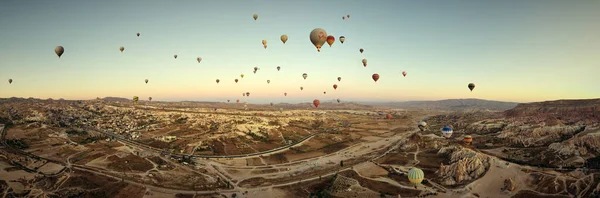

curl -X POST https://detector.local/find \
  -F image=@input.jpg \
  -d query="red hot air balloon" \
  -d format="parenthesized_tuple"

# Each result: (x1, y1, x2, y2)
(333, 84, 338, 90)
(386, 114, 392, 119)
(227, 100, 230, 103)
(313, 99, 320, 108)
(236, 99, 240, 103)
(372, 74, 380, 82)
(326, 35, 335, 47)
(402, 71, 407, 77)
(235, 79, 238, 83)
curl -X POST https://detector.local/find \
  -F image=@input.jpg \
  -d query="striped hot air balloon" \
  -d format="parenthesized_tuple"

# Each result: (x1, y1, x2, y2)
(408, 168, 424, 187)
(441, 126, 453, 138)
(464, 135, 473, 144)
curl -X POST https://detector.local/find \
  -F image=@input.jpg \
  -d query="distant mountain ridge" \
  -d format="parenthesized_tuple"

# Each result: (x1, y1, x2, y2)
(358, 98, 519, 111)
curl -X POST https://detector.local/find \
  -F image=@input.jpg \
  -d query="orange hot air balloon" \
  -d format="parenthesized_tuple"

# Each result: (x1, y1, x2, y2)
(372, 74, 380, 82)
(326, 35, 335, 47)
(402, 71, 407, 77)
(386, 114, 392, 119)
(464, 135, 473, 144)
(227, 100, 230, 103)
(333, 84, 338, 90)
(313, 99, 320, 108)
(216, 79, 220, 84)
(235, 79, 238, 83)
(359, 48, 364, 53)
(236, 99, 240, 103)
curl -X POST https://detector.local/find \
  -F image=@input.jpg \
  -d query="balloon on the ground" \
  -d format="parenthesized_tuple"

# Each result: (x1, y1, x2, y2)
(408, 168, 424, 186)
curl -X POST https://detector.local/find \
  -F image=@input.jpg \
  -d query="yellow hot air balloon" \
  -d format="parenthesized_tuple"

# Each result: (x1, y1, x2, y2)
(262, 40, 267, 49)
(253, 14, 258, 20)
(408, 168, 424, 187)
(281, 35, 288, 44)
(119, 46, 125, 53)
(241, 74, 245, 78)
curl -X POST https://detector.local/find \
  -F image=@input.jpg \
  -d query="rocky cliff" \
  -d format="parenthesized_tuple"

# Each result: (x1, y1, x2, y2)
(504, 99, 600, 125)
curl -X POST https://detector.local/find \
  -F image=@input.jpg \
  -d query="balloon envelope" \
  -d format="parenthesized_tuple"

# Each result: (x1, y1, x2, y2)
(253, 14, 258, 20)
(302, 73, 308, 79)
(326, 35, 335, 47)
(280, 35, 288, 44)
(333, 84, 338, 90)
(339, 36, 345, 44)
(359, 48, 364, 53)
(408, 168, 424, 185)
(313, 99, 320, 108)
(372, 74, 380, 82)
(309, 28, 328, 52)
(402, 71, 407, 77)
(468, 83, 475, 91)
(337, 77, 341, 81)
(8, 79, 12, 84)
(55, 46, 64, 58)
(119, 46, 125, 52)
(197, 57, 202, 63)
(442, 126, 453, 138)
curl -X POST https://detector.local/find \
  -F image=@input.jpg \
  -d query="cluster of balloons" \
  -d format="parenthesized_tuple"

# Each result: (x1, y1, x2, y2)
(4, 14, 480, 111)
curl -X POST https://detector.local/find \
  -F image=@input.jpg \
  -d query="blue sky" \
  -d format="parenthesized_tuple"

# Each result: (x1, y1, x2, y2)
(1, 0, 599, 103)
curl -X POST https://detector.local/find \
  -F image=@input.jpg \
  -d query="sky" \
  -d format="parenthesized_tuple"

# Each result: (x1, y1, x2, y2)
(1, 0, 599, 103)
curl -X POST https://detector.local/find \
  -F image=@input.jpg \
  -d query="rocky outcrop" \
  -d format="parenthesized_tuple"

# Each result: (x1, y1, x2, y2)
(437, 145, 490, 185)
(504, 99, 600, 125)
(499, 125, 585, 147)
(503, 178, 516, 191)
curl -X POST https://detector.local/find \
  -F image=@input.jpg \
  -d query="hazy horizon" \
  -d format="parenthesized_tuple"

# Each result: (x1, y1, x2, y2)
(1, 0, 599, 103)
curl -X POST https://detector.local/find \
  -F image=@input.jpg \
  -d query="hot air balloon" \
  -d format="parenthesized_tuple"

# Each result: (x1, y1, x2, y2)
(347, 14, 350, 18)
(337, 98, 340, 103)
(359, 48, 364, 53)
(300, 87, 304, 91)
(402, 71, 407, 77)
(174, 55, 178, 59)
(149, 97, 152, 101)
(372, 74, 380, 82)
(441, 126, 453, 138)
(309, 28, 328, 52)
(418, 121, 428, 131)
(277, 66, 281, 71)
(468, 83, 475, 91)
(342, 16, 345, 20)
(8, 79, 13, 84)
(270, 102, 274, 106)
(55, 46, 64, 58)
(236, 99, 240, 103)
(216, 79, 220, 84)
(241, 74, 245, 78)
(253, 14, 258, 20)
(254, 67, 258, 72)
(197, 57, 202, 63)
(464, 135, 473, 144)
(337, 77, 341, 82)
(119, 46, 125, 53)
(284, 93, 287, 96)
(302, 73, 308, 80)
(246, 92, 250, 97)
(323, 91, 326, 94)
(262, 40, 267, 49)
(313, 99, 320, 108)
(333, 84, 338, 90)
(235, 79, 239, 83)
(133, 96, 139, 104)
(145, 79, 148, 84)
(267, 80, 270, 84)
(362, 59, 368, 67)
(227, 100, 230, 103)
(339, 36, 345, 44)
(386, 114, 392, 119)
(253, 70, 257, 74)
(137, 33, 140, 37)
(326, 35, 335, 47)
(280, 35, 288, 44)
(408, 168, 424, 187)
